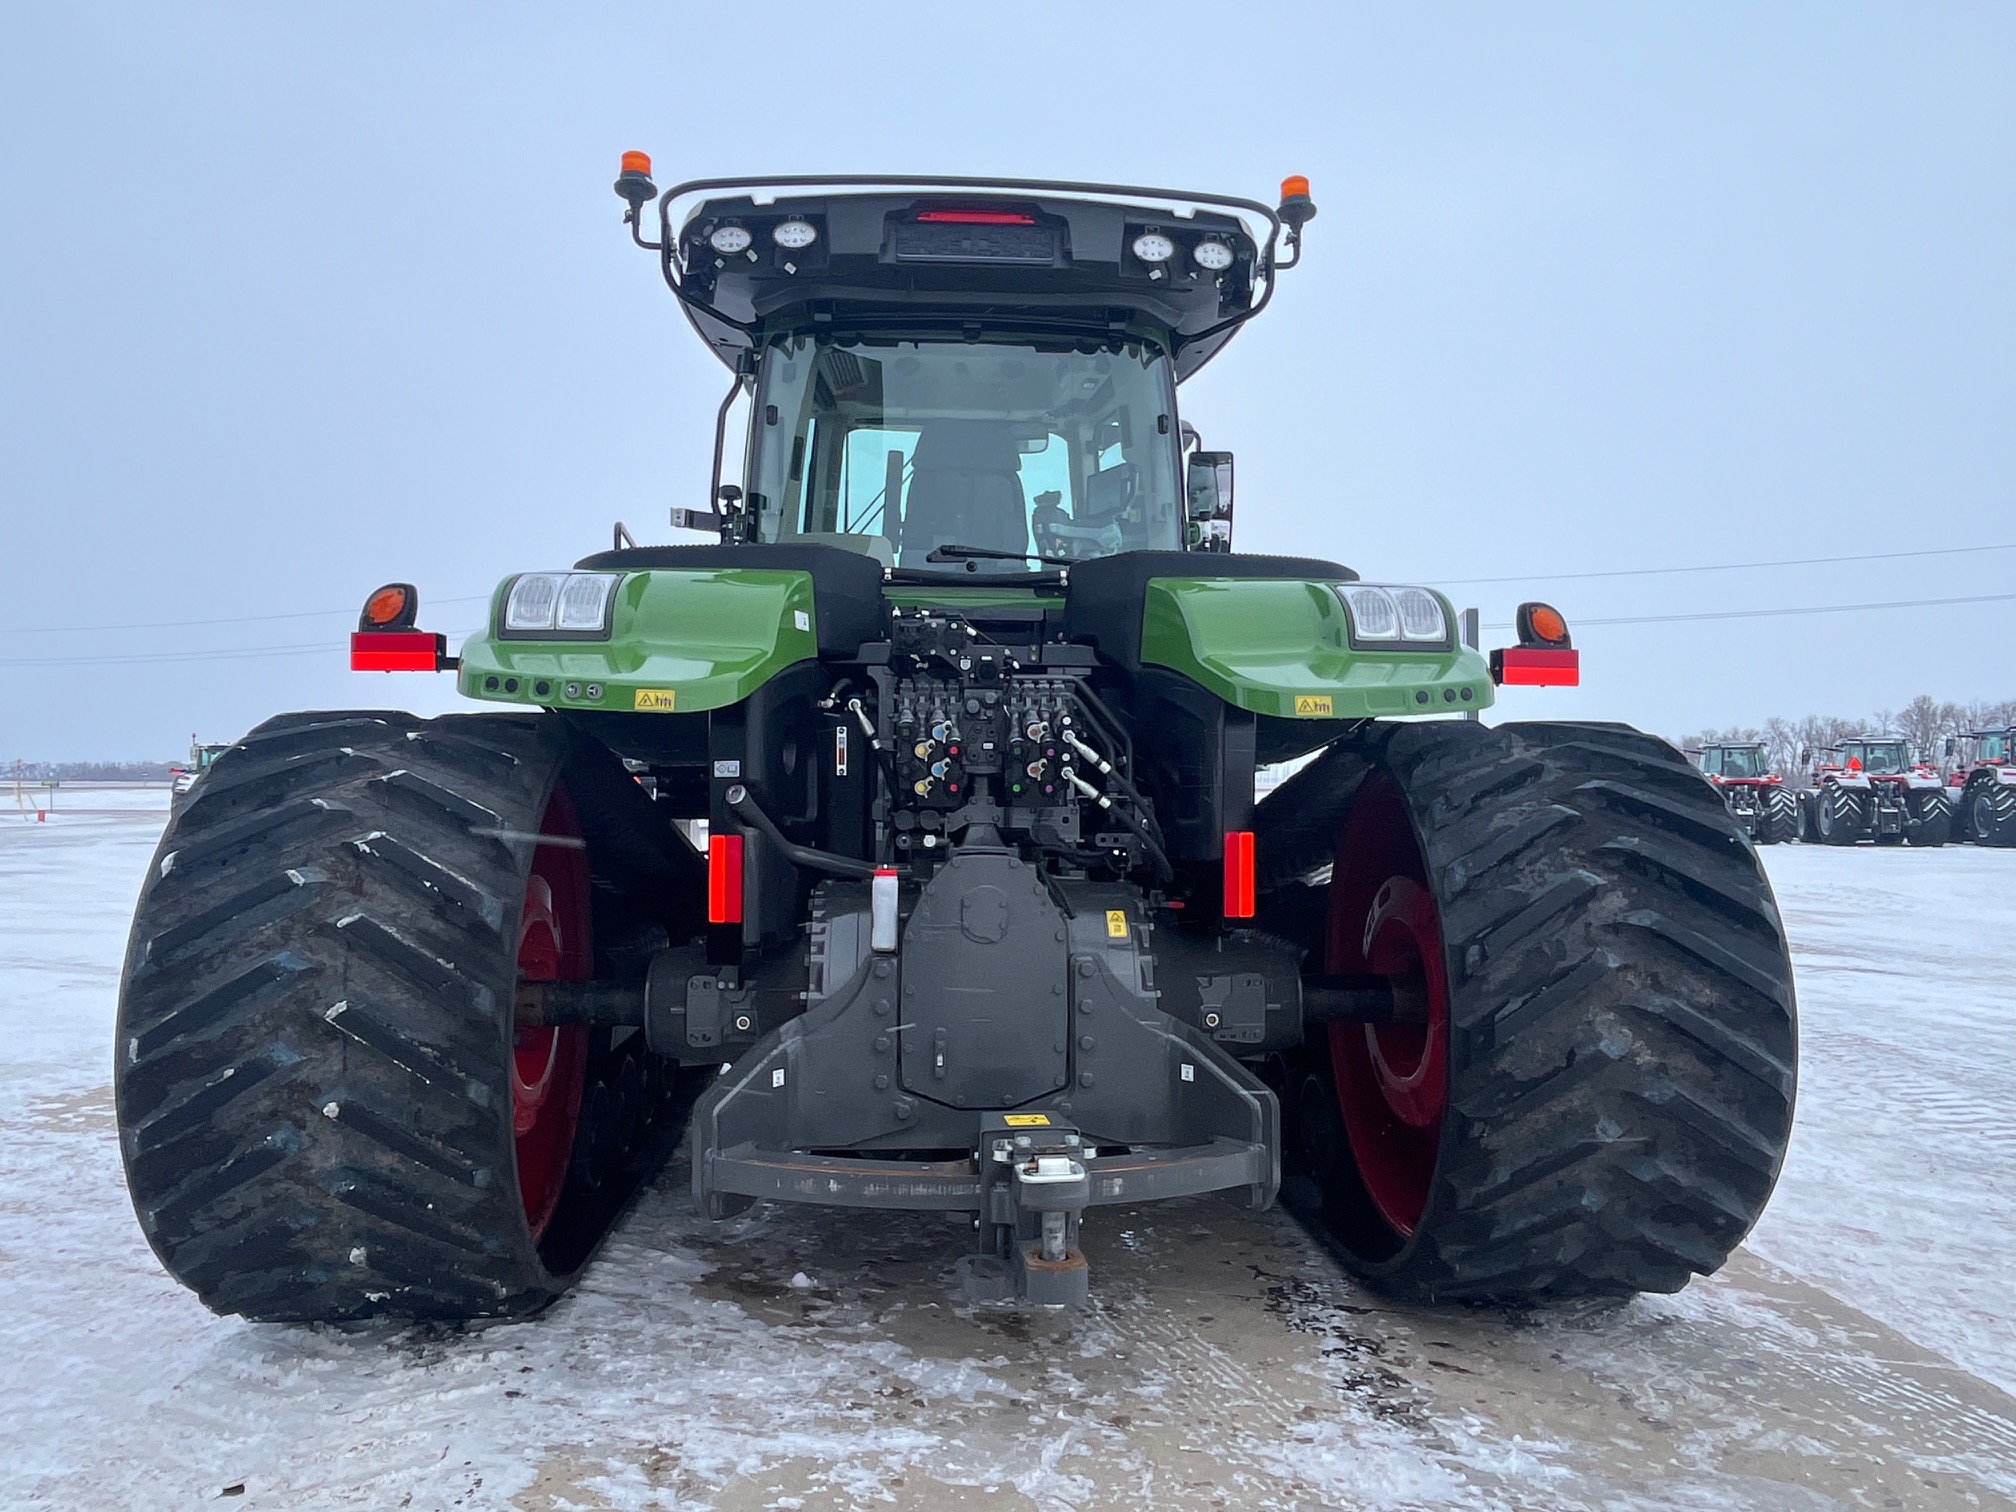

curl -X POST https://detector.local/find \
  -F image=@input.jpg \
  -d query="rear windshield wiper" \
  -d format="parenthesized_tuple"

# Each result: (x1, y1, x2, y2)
(925, 542, 1075, 567)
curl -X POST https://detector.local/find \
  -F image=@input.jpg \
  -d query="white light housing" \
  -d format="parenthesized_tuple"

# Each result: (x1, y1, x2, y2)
(708, 223, 753, 255)
(1193, 238, 1235, 271)
(1130, 231, 1175, 263)
(1341, 585, 1400, 641)
(1339, 584, 1451, 645)
(557, 573, 620, 631)
(503, 572, 622, 636)
(1391, 586, 1449, 642)
(504, 574, 564, 631)
(772, 218, 818, 250)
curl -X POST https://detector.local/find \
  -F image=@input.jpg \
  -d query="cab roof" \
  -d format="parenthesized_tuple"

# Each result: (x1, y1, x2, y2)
(644, 176, 1288, 382)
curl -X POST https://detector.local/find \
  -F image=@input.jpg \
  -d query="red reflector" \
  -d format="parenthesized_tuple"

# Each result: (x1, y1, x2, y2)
(915, 209, 1036, 225)
(708, 833, 744, 924)
(1224, 831, 1256, 919)
(349, 631, 443, 672)
(1493, 647, 1580, 687)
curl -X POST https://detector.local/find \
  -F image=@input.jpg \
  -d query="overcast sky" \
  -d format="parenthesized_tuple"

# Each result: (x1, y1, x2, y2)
(3, 4, 2012, 761)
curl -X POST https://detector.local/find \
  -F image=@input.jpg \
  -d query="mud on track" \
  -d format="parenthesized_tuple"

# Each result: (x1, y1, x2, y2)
(2, 809, 2014, 1510)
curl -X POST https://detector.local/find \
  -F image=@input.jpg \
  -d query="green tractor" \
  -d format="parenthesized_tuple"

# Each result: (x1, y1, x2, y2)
(114, 166, 1796, 1319)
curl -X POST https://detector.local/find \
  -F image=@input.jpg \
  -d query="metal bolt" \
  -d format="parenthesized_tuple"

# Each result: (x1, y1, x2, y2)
(586, 684, 603, 700)
(873, 960, 891, 978)
(1078, 1000, 1092, 1015)
(1204, 1012, 1221, 1029)
(1077, 960, 1095, 978)
(563, 682, 582, 699)
(873, 999, 890, 1016)
(1015, 1134, 1032, 1149)
(873, 1073, 889, 1090)
(734, 1015, 751, 1032)
(1079, 1035, 1095, 1051)
(874, 1034, 892, 1053)
(1079, 1073, 1095, 1089)
(894, 1100, 914, 1121)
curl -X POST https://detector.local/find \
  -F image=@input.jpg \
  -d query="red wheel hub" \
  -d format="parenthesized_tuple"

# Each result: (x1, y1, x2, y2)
(1324, 775, 1450, 1238)
(512, 787, 591, 1241)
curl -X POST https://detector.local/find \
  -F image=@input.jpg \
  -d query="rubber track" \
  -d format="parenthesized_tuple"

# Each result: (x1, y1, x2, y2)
(1257, 719, 1797, 1301)
(116, 710, 697, 1322)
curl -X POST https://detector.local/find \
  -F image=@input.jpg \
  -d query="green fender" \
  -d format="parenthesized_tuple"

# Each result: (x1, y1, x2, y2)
(1139, 579, 1496, 719)
(457, 569, 819, 714)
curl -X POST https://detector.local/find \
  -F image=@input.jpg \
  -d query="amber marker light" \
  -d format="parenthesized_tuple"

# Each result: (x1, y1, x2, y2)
(358, 582, 417, 632)
(1280, 175, 1310, 200)
(1521, 603, 1570, 647)
(621, 150, 653, 177)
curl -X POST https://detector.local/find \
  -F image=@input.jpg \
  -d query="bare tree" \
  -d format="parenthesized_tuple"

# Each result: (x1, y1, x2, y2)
(1897, 694, 1944, 759)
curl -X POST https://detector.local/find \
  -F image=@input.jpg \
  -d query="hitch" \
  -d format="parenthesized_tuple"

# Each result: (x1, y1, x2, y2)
(957, 1115, 1092, 1307)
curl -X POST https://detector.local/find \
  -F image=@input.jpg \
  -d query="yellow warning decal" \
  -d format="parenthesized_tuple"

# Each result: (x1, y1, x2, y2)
(1105, 909, 1129, 938)
(1294, 694, 1335, 717)
(1002, 1113, 1052, 1127)
(633, 688, 678, 712)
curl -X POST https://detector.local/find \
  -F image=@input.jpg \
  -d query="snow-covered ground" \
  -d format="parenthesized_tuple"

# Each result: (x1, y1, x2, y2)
(2, 807, 2013, 1510)
(1744, 845, 2016, 1399)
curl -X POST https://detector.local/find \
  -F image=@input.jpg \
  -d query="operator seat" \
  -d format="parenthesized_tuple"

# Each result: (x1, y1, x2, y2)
(899, 421, 1029, 564)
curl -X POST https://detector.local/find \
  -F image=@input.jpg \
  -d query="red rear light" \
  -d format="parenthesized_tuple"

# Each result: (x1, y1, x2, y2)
(349, 630, 443, 672)
(708, 833, 744, 924)
(1223, 831, 1256, 919)
(915, 209, 1036, 225)
(1492, 647, 1580, 687)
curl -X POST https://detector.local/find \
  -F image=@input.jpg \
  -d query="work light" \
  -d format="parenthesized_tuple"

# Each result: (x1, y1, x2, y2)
(1130, 231, 1175, 263)
(708, 224, 753, 255)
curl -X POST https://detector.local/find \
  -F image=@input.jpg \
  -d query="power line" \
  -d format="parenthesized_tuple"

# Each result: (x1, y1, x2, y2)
(0, 631, 482, 669)
(10, 539, 2010, 635)
(1484, 591, 2016, 631)
(2, 595, 495, 636)
(1441, 540, 2016, 587)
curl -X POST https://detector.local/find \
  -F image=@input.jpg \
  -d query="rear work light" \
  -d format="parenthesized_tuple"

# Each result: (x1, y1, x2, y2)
(499, 572, 622, 639)
(1337, 585, 1453, 649)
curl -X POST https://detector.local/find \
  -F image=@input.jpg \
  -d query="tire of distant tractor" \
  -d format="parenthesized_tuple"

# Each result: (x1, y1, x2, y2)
(1756, 788, 1798, 846)
(1969, 781, 2016, 847)
(115, 710, 702, 1322)
(1256, 719, 1797, 1301)
(1813, 782, 1867, 846)
(1906, 793, 1951, 848)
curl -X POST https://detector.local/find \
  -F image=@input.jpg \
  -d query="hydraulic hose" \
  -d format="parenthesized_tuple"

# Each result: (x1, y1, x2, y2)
(723, 783, 878, 879)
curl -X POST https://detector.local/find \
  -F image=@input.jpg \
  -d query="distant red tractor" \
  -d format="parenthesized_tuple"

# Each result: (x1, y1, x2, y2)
(1798, 737, 1951, 847)
(1691, 742, 1797, 844)
(1945, 727, 2016, 846)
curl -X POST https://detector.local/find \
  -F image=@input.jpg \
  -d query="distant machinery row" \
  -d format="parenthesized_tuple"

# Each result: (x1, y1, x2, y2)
(1689, 728, 2016, 847)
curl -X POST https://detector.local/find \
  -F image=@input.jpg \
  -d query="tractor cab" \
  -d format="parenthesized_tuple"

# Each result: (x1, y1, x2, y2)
(1836, 738, 1909, 776)
(614, 171, 1317, 567)
(1695, 741, 1772, 781)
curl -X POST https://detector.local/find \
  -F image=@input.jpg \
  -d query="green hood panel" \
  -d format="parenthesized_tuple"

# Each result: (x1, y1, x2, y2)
(1139, 578, 1496, 719)
(457, 569, 818, 714)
